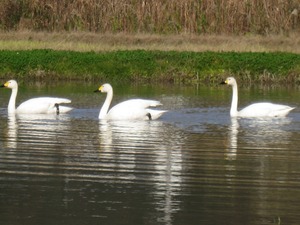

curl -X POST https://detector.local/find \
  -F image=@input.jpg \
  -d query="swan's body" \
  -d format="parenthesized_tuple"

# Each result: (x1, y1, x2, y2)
(1, 80, 73, 114)
(221, 77, 294, 117)
(95, 83, 166, 120)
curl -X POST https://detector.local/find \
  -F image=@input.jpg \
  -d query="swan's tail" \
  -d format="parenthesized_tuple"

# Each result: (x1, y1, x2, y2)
(57, 106, 73, 114)
(51, 98, 73, 114)
(145, 100, 166, 120)
(146, 109, 167, 120)
(269, 106, 295, 117)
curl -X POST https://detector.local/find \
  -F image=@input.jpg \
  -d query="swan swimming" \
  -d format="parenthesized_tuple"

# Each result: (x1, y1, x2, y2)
(1, 80, 73, 114)
(221, 77, 294, 117)
(95, 83, 167, 120)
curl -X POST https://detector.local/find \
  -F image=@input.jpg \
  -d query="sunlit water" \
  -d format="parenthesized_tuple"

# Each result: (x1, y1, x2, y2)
(1, 82, 300, 225)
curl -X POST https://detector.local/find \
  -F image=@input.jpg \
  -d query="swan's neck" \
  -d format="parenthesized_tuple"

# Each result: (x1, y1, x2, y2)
(8, 87, 17, 114)
(230, 84, 238, 117)
(99, 89, 113, 119)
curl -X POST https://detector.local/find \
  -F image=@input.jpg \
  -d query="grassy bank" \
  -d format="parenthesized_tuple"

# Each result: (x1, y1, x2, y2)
(0, 49, 299, 84)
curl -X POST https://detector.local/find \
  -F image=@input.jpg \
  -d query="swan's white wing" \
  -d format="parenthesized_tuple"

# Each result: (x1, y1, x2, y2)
(106, 99, 164, 120)
(239, 103, 294, 117)
(16, 97, 72, 114)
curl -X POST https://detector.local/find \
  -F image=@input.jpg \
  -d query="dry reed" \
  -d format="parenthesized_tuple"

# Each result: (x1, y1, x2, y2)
(0, 0, 299, 35)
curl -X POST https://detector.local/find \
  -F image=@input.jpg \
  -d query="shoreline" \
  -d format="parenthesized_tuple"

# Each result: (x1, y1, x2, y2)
(0, 32, 300, 53)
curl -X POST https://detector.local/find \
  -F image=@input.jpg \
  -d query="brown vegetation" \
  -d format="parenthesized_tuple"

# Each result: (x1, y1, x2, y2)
(0, 31, 300, 53)
(0, 0, 299, 35)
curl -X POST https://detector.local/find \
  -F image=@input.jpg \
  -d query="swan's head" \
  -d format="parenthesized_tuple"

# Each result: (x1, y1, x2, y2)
(1, 80, 18, 89)
(221, 77, 237, 86)
(95, 83, 113, 93)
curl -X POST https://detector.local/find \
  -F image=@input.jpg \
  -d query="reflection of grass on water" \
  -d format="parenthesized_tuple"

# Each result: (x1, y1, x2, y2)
(273, 216, 281, 225)
(0, 48, 299, 84)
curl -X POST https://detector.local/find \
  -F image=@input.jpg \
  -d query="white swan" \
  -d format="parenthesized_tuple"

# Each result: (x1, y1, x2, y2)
(95, 83, 167, 120)
(1, 80, 73, 114)
(221, 77, 294, 117)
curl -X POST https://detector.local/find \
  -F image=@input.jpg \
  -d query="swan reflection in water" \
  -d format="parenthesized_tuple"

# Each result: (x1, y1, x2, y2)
(241, 117, 292, 148)
(4, 113, 71, 150)
(225, 117, 239, 160)
(225, 117, 292, 160)
(5, 115, 18, 149)
(99, 120, 183, 224)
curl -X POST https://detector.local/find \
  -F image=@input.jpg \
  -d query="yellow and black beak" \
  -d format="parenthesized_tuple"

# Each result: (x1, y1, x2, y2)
(0, 81, 9, 88)
(220, 79, 228, 85)
(94, 85, 103, 93)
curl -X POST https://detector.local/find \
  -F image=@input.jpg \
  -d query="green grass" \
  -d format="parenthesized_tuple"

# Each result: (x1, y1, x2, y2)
(0, 49, 299, 83)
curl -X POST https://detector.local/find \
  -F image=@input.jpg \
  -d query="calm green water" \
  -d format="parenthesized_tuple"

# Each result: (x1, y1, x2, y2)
(1, 81, 300, 225)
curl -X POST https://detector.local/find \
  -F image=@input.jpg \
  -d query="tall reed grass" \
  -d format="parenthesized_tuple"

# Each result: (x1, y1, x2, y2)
(0, 0, 299, 34)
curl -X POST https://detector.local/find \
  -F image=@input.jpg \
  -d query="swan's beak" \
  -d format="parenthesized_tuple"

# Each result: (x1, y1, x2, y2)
(220, 79, 228, 84)
(94, 86, 103, 93)
(0, 82, 8, 88)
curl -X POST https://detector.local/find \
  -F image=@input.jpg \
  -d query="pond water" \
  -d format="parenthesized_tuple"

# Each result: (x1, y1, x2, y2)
(1, 81, 300, 225)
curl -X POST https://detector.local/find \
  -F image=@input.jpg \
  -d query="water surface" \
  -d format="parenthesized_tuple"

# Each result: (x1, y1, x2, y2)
(1, 82, 300, 225)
